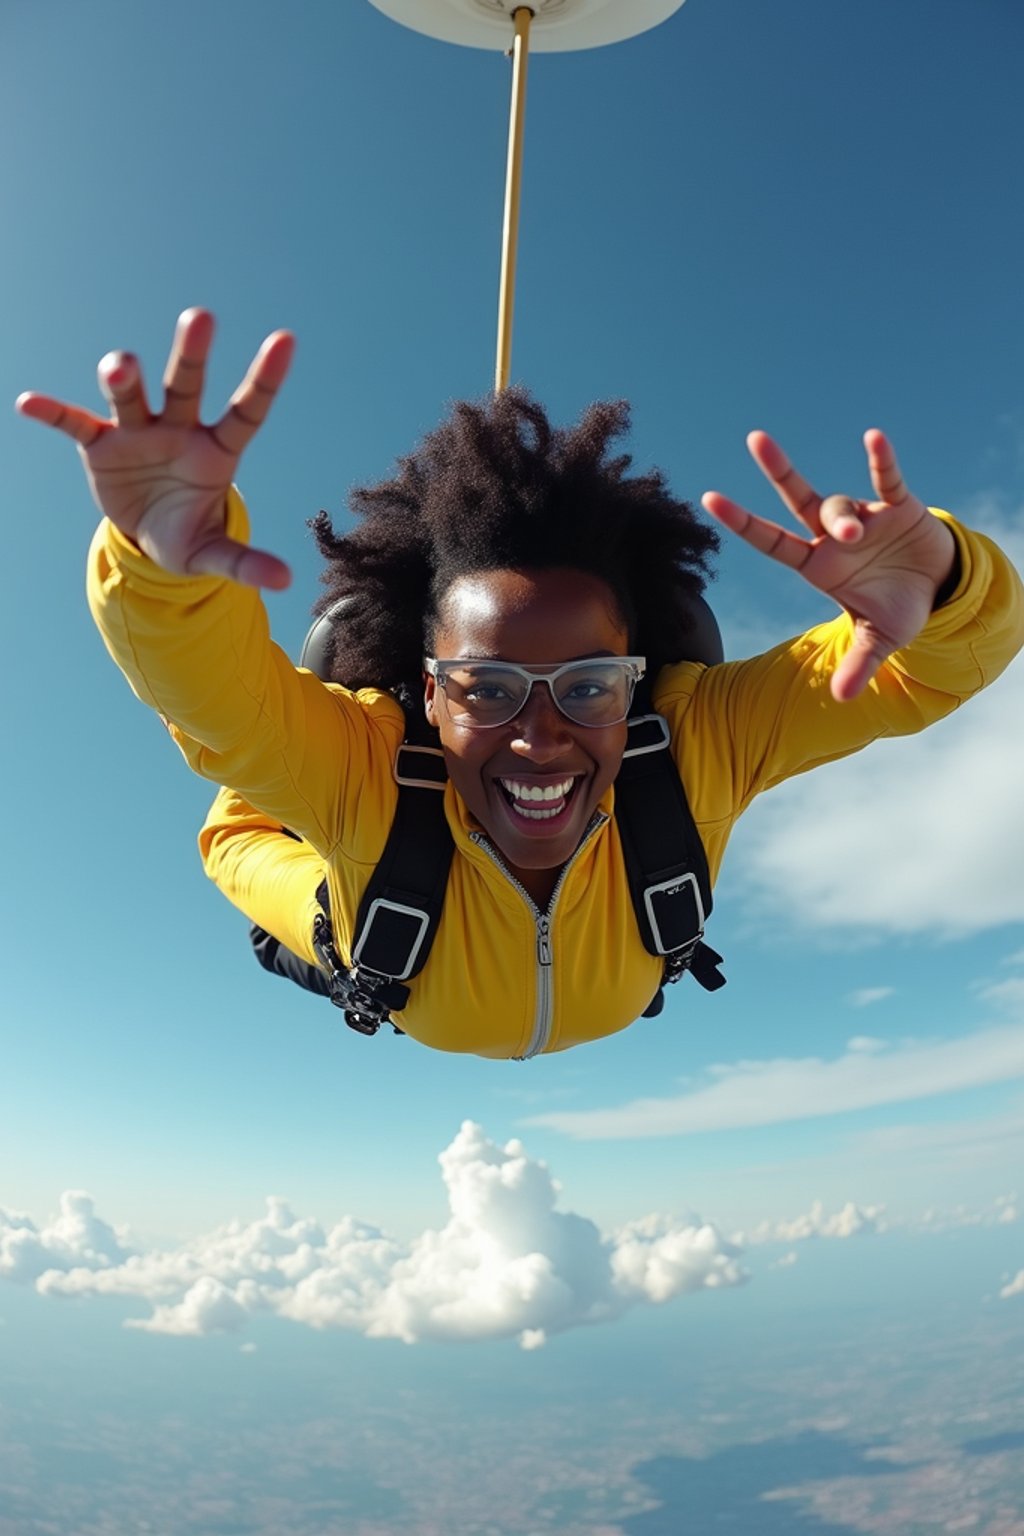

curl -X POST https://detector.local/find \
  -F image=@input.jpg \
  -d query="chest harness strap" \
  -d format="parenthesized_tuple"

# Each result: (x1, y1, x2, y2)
(309, 681, 724, 1037)
(311, 702, 452, 1035)
(615, 678, 726, 1016)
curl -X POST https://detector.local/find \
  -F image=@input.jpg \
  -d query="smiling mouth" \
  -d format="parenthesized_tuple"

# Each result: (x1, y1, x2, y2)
(496, 775, 581, 822)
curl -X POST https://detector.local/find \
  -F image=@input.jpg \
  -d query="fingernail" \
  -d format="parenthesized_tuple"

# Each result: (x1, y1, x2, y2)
(104, 351, 135, 388)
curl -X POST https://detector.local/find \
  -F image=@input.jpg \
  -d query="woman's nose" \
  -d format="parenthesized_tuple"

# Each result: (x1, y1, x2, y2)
(508, 684, 573, 758)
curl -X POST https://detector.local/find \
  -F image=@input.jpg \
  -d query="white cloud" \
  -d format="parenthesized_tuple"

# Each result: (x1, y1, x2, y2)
(770, 1251, 799, 1269)
(996, 1194, 1019, 1224)
(914, 1194, 1019, 1234)
(736, 1191, 1017, 1246)
(981, 977, 1024, 1011)
(132, 1276, 252, 1338)
(742, 1192, 1016, 1248)
(850, 1105, 1024, 1161)
(744, 1199, 886, 1246)
(525, 1025, 1024, 1141)
(10, 1124, 745, 1347)
(740, 666, 1024, 939)
(518, 1327, 547, 1350)
(847, 990, 895, 1010)
(1000, 1269, 1024, 1300)
(960, 495, 1024, 570)
(0, 1192, 132, 1282)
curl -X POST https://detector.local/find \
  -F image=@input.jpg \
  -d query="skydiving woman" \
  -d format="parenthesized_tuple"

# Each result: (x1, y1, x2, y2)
(17, 308, 1024, 1058)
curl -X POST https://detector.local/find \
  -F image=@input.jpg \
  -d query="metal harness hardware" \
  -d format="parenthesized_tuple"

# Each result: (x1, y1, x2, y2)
(311, 908, 410, 1035)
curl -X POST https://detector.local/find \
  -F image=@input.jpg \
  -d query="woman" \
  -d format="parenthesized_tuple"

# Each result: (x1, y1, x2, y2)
(18, 308, 1024, 1057)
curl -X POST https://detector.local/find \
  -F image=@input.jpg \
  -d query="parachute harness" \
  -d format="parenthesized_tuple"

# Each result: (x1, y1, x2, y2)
(307, 681, 725, 1038)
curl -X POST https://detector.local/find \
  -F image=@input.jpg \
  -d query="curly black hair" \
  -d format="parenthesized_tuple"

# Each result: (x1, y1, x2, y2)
(310, 389, 718, 690)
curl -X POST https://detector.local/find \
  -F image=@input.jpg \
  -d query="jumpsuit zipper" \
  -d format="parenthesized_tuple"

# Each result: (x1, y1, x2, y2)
(469, 813, 607, 1060)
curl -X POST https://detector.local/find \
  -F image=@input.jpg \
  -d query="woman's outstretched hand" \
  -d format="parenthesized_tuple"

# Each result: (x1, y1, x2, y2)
(702, 431, 958, 702)
(16, 307, 294, 590)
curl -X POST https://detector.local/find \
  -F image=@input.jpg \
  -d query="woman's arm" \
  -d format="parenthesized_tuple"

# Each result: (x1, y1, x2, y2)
(657, 510, 1023, 856)
(19, 308, 381, 853)
(199, 788, 327, 968)
(701, 429, 966, 702)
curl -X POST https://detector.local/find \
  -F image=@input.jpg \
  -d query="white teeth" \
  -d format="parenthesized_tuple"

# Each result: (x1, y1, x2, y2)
(499, 777, 575, 803)
(497, 777, 578, 821)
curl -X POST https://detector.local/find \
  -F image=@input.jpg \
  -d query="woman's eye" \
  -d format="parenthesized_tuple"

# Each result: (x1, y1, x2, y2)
(565, 681, 607, 700)
(466, 683, 513, 702)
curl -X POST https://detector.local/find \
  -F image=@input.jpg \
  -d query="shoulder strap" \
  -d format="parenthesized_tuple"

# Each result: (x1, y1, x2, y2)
(615, 675, 726, 1006)
(313, 694, 453, 1036)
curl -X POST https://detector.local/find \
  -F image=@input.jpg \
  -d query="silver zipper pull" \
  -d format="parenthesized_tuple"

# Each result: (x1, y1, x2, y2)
(536, 914, 552, 966)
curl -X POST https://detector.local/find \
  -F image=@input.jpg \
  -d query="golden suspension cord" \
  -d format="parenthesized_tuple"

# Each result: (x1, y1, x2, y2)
(495, 7, 533, 392)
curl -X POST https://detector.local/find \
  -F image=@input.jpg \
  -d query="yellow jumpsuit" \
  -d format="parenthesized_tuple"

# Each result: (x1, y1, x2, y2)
(86, 494, 1023, 1058)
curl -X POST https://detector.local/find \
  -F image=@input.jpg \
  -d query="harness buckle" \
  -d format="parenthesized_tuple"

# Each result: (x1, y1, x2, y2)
(394, 743, 447, 789)
(643, 872, 705, 957)
(333, 967, 398, 1037)
(622, 713, 671, 758)
(313, 912, 396, 1036)
(352, 897, 431, 981)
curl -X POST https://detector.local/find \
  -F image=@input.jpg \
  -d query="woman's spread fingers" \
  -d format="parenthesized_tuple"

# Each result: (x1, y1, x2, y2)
(702, 492, 812, 571)
(185, 533, 292, 591)
(98, 351, 152, 429)
(864, 429, 911, 507)
(162, 308, 214, 427)
(819, 494, 865, 543)
(209, 330, 294, 458)
(16, 391, 109, 448)
(746, 431, 823, 533)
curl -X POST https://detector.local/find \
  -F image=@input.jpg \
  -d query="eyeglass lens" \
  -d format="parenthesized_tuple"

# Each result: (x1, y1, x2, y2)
(440, 660, 636, 727)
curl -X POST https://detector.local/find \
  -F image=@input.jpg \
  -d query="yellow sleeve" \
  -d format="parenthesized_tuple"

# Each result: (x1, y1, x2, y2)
(198, 787, 326, 967)
(86, 488, 405, 857)
(656, 512, 1024, 831)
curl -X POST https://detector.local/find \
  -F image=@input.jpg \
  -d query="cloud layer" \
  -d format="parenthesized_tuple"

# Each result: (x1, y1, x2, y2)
(740, 1192, 1017, 1248)
(743, 1199, 887, 1245)
(0, 1190, 131, 1282)
(526, 1025, 1024, 1140)
(1, 1124, 744, 1348)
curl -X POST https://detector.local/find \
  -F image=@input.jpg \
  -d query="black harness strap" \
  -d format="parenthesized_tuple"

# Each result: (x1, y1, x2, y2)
(311, 699, 453, 1035)
(615, 683, 726, 1014)
(265, 675, 725, 1036)
(308, 691, 724, 1038)
(275, 597, 728, 1034)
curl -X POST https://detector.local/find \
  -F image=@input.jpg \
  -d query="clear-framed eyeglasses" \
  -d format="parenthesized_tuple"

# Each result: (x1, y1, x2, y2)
(424, 656, 646, 730)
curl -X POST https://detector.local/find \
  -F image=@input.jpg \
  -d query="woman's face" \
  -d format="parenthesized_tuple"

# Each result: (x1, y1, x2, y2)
(424, 568, 631, 886)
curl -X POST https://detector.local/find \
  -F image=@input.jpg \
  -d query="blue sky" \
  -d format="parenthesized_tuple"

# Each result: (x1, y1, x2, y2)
(2, 0, 1023, 1359)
